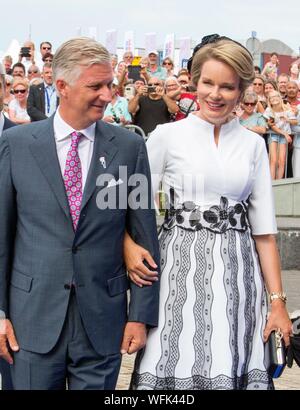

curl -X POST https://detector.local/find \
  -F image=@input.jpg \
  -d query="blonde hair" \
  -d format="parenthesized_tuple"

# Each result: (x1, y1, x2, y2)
(12, 78, 29, 90)
(52, 37, 111, 85)
(267, 91, 289, 113)
(191, 39, 254, 92)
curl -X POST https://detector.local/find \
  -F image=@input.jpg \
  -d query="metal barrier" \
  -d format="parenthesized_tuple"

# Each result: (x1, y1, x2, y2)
(124, 124, 147, 142)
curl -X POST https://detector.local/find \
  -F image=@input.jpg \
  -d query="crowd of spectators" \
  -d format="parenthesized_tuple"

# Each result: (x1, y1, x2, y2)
(1, 40, 300, 180)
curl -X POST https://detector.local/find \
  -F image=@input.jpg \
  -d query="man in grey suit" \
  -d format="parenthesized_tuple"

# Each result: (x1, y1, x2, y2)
(0, 38, 160, 390)
(0, 63, 15, 391)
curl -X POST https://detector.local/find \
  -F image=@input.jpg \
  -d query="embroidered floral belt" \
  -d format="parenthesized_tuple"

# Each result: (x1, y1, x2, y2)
(162, 196, 249, 233)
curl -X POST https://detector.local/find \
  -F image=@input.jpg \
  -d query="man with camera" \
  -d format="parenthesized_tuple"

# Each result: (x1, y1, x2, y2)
(128, 77, 178, 135)
(18, 41, 36, 75)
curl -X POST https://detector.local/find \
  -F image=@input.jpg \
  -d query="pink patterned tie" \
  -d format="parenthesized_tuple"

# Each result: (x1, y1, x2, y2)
(64, 131, 83, 230)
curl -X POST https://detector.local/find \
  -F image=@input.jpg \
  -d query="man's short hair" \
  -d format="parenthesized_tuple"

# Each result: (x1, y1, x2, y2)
(52, 37, 111, 85)
(40, 41, 52, 49)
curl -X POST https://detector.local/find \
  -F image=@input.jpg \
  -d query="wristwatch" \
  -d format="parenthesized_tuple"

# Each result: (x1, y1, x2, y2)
(269, 292, 287, 304)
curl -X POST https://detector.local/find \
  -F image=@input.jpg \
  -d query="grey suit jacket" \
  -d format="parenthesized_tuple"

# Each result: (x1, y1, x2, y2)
(0, 118, 160, 355)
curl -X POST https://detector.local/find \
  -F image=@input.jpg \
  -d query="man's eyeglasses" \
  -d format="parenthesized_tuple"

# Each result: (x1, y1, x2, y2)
(13, 89, 26, 94)
(243, 102, 256, 106)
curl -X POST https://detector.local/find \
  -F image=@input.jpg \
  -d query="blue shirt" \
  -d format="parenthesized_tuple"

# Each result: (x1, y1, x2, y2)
(239, 113, 267, 129)
(147, 66, 167, 81)
(44, 83, 57, 117)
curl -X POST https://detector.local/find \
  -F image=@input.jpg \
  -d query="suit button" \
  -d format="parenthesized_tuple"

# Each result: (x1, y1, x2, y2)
(72, 247, 78, 254)
(64, 284, 71, 290)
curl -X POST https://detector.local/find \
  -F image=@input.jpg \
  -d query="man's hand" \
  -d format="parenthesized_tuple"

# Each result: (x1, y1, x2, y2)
(0, 319, 19, 364)
(120, 322, 147, 355)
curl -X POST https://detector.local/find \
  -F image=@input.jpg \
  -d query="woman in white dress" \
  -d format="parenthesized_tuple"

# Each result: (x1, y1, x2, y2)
(124, 35, 292, 390)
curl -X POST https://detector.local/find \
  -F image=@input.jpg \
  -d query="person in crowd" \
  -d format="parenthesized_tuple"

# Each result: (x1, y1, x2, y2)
(262, 52, 279, 80)
(125, 35, 292, 390)
(27, 65, 41, 82)
(36, 41, 53, 68)
(128, 77, 178, 135)
(18, 40, 36, 74)
(0, 63, 15, 391)
(27, 63, 58, 121)
(289, 63, 300, 88)
(292, 107, 300, 177)
(0, 37, 160, 390)
(239, 90, 267, 135)
(42, 52, 54, 64)
(162, 57, 175, 77)
(286, 81, 300, 108)
(253, 75, 267, 113)
(2, 56, 13, 75)
(110, 53, 118, 73)
(277, 73, 289, 100)
(103, 78, 132, 126)
(264, 79, 279, 101)
(11, 63, 26, 78)
(2, 75, 14, 116)
(8, 78, 30, 124)
(264, 90, 297, 179)
(254, 65, 261, 74)
(123, 51, 134, 66)
(165, 76, 180, 95)
(177, 67, 190, 78)
(174, 73, 199, 121)
(147, 51, 167, 81)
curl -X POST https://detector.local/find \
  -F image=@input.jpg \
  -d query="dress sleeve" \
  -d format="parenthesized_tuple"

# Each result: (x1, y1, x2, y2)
(146, 125, 168, 198)
(248, 138, 277, 235)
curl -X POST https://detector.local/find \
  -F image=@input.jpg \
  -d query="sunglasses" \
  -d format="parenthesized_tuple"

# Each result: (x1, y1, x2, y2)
(163, 62, 172, 66)
(6, 82, 11, 86)
(243, 102, 256, 106)
(14, 89, 26, 94)
(28, 69, 39, 74)
(42, 47, 51, 50)
(148, 83, 160, 86)
(253, 82, 263, 86)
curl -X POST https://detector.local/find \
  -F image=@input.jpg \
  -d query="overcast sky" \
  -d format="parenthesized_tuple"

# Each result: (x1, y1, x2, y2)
(1, 0, 299, 54)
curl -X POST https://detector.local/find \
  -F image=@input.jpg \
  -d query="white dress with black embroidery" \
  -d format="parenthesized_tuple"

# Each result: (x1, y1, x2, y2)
(131, 114, 277, 390)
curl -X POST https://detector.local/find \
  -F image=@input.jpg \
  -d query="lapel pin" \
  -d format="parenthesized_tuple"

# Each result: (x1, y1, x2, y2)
(99, 156, 106, 169)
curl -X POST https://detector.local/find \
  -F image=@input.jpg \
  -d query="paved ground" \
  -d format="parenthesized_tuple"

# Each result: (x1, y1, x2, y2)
(116, 270, 300, 390)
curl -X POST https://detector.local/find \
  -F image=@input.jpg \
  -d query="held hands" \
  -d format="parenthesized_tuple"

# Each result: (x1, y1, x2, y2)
(120, 322, 147, 355)
(124, 233, 158, 287)
(0, 319, 19, 364)
(263, 300, 293, 347)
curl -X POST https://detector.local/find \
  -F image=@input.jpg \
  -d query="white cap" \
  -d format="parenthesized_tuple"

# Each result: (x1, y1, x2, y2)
(148, 50, 158, 56)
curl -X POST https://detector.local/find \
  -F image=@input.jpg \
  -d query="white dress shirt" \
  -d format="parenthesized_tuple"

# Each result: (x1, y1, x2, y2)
(0, 112, 4, 136)
(53, 108, 95, 191)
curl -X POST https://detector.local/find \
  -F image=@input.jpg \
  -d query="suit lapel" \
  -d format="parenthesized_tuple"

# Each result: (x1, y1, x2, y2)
(29, 118, 72, 224)
(81, 121, 118, 211)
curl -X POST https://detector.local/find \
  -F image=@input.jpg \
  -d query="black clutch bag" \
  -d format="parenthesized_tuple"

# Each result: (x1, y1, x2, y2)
(264, 330, 287, 378)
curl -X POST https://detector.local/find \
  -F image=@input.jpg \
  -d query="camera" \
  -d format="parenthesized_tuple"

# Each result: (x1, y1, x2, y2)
(20, 47, 31, 57)
(113, 115, 120, 124)
(147, 85, 157, 93)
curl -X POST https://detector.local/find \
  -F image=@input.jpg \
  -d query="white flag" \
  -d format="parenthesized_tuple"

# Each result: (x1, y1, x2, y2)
(105, 30, 118, 54)
(124, 31, 135, 54)
(145, 33, 157, 55)
(88, 27, 97, 41)
(163, 33, 175, 60)
(179, 37, 191, 68)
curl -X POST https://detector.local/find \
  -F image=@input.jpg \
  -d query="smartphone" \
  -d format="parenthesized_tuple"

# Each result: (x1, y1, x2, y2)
(20, 47, 31, 57)
(128, 65, 142, 82)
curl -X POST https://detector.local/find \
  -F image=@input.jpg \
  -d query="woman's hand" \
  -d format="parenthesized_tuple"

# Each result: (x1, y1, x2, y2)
(284, 133, 292, 144)
(263, 300, 293, 346)
(124, 232, 159, 287)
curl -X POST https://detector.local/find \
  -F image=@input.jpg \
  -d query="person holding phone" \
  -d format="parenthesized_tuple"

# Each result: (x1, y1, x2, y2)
(128, 77, 178, 135)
